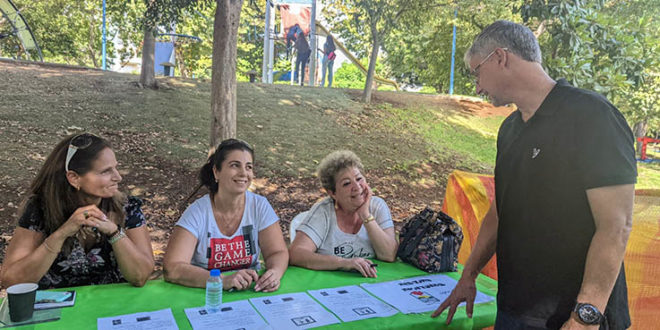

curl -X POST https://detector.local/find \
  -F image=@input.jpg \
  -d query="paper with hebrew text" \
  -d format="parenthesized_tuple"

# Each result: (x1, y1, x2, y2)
(250, 292, 340, 329)
(184, 300, 270, 330)
(307, 285, 398, 322)
(360, 274, 494, 314)
(97, 308, 178, 330)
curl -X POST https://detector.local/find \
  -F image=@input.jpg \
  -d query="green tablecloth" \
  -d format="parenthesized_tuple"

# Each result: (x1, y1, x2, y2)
(9, 262, 497, 329)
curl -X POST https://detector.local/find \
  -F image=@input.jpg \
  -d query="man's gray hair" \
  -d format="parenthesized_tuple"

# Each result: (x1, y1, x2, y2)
(464, 20, 542, 66)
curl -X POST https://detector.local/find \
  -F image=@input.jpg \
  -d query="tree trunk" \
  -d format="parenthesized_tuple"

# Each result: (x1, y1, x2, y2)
(140, 27, 157, 88)
(88, 21, 99, 68)
(210, 0, 244, 147)
(362, 26, 379, 103)
(633, 120, 648, 156)
(175, 46, 189, 78)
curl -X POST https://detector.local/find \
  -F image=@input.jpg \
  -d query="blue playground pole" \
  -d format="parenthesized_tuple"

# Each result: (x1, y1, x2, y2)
(449, 9, 457, 95)
(102, 0, 107, 70)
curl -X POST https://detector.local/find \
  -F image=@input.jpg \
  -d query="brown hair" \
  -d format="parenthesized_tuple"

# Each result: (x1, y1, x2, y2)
(184, 138, 255, 205)
(19, 133, 125, 253)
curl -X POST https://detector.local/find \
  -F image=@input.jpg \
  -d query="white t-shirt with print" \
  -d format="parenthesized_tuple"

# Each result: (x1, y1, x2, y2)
(296, 196, 393, 259)
(176, 191, 279, 272)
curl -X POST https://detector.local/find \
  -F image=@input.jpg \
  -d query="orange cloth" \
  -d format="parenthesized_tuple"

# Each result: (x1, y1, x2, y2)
(443, 170, 660, 327)
(442, 170, 497, 280)
(626, 189, 660, 328)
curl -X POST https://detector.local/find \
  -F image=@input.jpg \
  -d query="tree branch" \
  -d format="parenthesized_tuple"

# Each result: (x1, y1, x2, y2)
(534, 20, 547, 38)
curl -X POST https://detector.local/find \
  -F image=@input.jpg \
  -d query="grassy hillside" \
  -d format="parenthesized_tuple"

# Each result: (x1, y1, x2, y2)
(1, 59, 658, 267)
(0, 59, 505, 256)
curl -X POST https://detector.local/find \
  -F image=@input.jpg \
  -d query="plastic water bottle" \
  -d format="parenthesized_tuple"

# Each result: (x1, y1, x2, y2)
(205, 269, 222, 313)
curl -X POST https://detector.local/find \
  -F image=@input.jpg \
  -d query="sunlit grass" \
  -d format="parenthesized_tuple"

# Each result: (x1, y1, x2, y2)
(637, 162, 660, 189)
(382, 104, 504, 173)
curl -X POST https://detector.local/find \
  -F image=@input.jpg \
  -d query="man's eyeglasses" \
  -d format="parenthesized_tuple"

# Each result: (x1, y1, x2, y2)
(470, 48, 508, 85)
(65, 133, 96, 172)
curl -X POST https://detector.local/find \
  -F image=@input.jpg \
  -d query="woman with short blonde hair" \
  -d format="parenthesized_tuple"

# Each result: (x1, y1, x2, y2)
(289, 150, 398, 278)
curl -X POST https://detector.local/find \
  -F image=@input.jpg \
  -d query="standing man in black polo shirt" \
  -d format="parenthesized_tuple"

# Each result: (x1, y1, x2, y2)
(431, 20, 636, 329)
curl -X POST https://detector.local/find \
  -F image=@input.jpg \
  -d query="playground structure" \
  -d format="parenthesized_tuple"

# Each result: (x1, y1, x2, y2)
(0, 0, 42, 61)
(637, 136, 660, 162)
(315, 23, 398, 90)
(261, 0, 398, 90)
(154, 33, 202, 77)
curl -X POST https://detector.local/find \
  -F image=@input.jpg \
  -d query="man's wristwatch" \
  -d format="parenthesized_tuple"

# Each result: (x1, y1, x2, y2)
(573, 302, 604, 325)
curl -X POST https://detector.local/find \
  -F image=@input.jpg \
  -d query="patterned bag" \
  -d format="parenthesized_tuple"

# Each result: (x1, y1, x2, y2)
(397, 207, 464, 273)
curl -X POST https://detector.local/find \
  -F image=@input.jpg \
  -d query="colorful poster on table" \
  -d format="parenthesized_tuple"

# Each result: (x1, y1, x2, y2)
(360, 274, 494, 314)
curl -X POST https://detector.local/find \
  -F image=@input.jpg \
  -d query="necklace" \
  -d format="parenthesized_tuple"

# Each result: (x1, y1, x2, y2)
(212, 195, 245, 236)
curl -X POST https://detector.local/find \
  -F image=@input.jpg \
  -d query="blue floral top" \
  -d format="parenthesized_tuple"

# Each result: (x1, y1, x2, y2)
(17, 196, 146, 289)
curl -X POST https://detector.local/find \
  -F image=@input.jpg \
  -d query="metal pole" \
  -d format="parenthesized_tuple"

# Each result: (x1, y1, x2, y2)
(262, 0, 271, 83)
(449, 9, 457, 95)
(291, 53, 295, 85)
(308, 0, 317, 86)
(102, 0, 107, 70)
(267, 4, 275, 83)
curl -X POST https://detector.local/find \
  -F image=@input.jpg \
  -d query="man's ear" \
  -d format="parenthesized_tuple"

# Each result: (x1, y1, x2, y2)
(497, 48, 509, 68)
(66, 171, 80, 190)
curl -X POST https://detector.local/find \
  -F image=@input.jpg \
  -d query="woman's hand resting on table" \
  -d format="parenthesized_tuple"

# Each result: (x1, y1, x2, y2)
(342, 258, 378, 278)
(223, 268, 283, 292)
(223, 269, 259, 291)
(254, 268, 283, 292)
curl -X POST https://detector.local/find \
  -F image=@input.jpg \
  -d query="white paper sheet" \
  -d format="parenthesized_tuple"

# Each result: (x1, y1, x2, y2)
(360, 274, 494, 314)
(184, 300, 271, 330)
(249, 292, 340, 329)
(97, 308, 178, 330)
(307, 285, 398, 322)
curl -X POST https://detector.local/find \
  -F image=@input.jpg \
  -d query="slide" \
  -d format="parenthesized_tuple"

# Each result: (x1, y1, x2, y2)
(0, 0, 43, 61)
(315, 22, 399, 90)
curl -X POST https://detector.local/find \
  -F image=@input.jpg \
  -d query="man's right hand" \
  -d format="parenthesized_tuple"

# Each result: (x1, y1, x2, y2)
(431, 276, 477, 324)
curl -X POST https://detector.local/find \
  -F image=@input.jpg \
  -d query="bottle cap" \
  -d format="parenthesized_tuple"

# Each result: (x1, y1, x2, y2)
(210, 269, 221, 276)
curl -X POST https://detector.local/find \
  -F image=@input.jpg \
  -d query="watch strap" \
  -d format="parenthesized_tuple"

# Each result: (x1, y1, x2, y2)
(573, 302, 604, 325)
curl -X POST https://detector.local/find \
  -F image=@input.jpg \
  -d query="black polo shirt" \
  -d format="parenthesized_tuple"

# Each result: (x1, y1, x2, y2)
(494, 79, 636, 329)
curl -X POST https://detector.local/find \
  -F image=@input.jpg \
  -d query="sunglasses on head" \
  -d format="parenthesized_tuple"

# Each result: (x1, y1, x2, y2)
(64, 133, 97, 172)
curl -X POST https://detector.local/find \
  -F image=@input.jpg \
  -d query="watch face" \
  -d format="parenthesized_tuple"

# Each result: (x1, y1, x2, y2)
(578, 304, 601, 325)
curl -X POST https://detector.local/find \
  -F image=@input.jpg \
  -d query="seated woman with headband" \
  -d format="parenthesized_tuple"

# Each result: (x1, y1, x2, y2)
(1, 133, 154, 289)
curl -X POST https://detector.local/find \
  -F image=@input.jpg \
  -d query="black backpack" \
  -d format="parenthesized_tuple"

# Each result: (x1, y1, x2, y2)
(397, 207, 463, 273)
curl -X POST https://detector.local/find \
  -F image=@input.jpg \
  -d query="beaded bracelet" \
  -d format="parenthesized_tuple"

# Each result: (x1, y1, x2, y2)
(108, 227, 126, 245)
